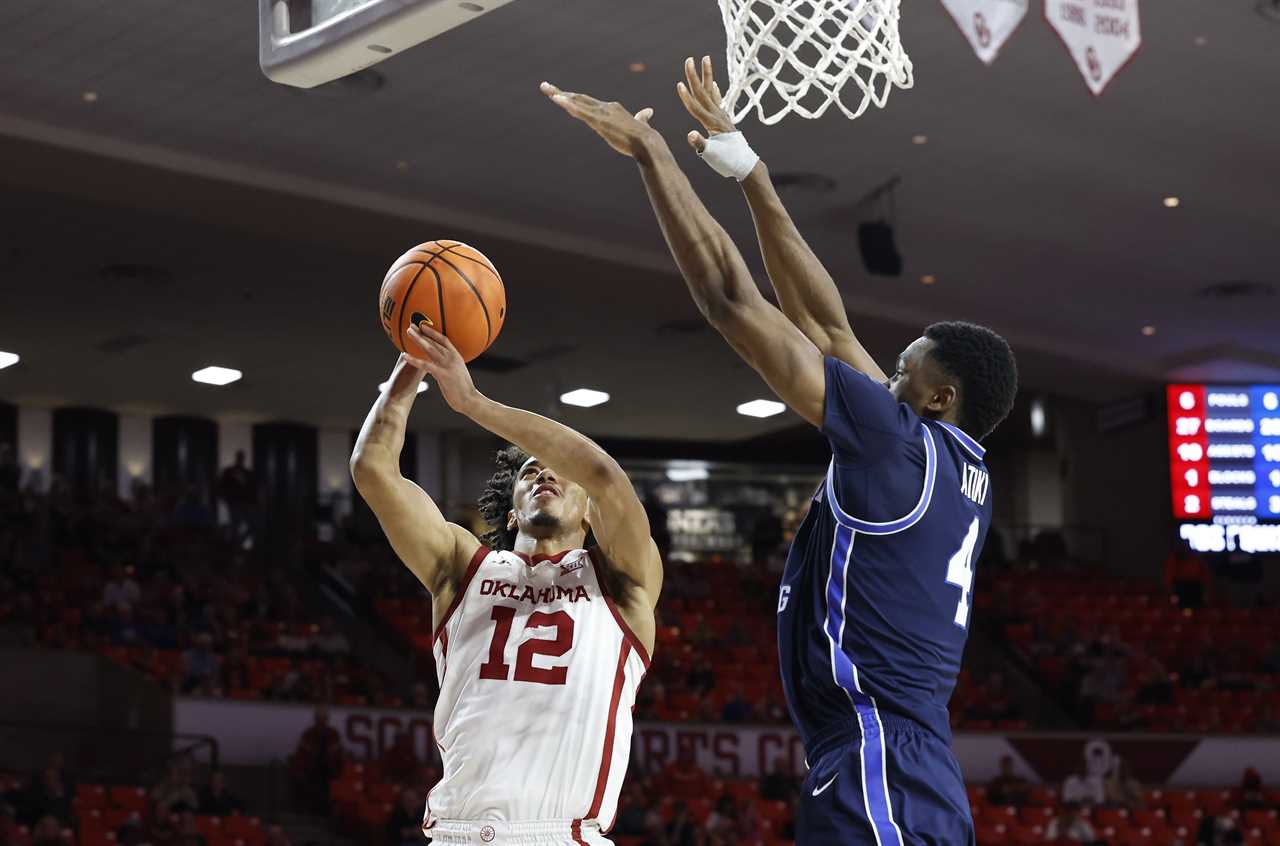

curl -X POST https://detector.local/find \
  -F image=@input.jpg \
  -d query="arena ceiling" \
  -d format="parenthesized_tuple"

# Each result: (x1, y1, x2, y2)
(0, 0, 1277, 441)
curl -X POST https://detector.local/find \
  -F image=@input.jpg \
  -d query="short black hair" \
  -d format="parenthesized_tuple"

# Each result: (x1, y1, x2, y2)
(477, 445, 529, 551)
(923, 321, 1018, 440)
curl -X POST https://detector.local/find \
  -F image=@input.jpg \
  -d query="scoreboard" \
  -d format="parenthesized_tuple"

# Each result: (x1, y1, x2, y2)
(1168, 384, 1280, 554)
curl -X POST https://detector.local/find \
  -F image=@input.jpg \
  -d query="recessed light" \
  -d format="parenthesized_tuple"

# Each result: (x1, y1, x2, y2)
(378, 380, 427, 394)
(192, 366, 242, 386)
(666, 461, 709, 482)
(395, 160, 409, 171)
(0, 351, 19, 370)
(561, 388, 610, 408)
(920, 274, 937, 285)
(1163, 196, 1180, 208)
(629, 62, 647, 73)
(737, 399, 786, 418)
(82, 91, 98, 103)
(1141, 325, 1156, 336)
(911, 134, 928, 145)
(1193, 36, 1208, 46)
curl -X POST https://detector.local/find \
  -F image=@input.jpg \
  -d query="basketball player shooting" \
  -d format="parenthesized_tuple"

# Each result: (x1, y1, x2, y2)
(543, 58, 1017, 846)
(350, 324, 662, 846)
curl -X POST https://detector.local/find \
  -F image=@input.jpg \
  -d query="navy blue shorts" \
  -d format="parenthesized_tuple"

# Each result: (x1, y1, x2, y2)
(797, 716, 974, 846)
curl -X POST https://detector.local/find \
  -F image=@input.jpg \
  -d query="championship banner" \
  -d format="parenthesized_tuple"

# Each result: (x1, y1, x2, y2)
(1045, 0, 1141, 95)
(175, 699, 1280, 786)
(939, 0, 1029, 65)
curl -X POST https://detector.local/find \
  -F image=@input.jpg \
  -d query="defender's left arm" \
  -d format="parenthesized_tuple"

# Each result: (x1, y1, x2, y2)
(403, 325, 663, 617)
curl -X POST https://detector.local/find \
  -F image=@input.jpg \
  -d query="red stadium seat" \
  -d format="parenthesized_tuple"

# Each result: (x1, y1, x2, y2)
(224, 816, 266, 846)
(109, 786, 148, 812)
(75, 784, 108, 808)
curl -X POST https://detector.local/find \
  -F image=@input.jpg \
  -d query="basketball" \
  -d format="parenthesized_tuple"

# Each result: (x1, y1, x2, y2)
(378, 240, 507, 363)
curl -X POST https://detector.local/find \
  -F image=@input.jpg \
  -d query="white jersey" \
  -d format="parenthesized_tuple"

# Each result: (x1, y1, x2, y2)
(424, 546, 650, 834)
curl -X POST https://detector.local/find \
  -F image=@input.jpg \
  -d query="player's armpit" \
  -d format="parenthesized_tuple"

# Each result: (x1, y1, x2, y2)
(349, 468, 480, 594)
(586, 482, 663, 611)
(702, 290, 827, 430)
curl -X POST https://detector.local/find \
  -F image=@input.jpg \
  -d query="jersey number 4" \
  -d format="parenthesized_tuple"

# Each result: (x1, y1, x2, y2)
(478, 605, 574, 685)
(945, 517, 980, 628)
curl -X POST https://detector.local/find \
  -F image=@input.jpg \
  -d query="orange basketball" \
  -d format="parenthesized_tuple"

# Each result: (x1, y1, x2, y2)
(378, 240, 507, 363)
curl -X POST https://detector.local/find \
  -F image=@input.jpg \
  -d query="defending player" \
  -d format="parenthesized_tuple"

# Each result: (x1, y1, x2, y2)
(350, 323, 661, 846)
(543, 59, 1017, 845)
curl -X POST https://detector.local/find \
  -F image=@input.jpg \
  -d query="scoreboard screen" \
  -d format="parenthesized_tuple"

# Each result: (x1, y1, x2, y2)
(1169, 384, 1280, 554)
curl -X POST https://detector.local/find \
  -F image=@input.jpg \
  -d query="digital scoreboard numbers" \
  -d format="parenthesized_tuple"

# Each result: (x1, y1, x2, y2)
(1170, 384, 1280, 554)
(1168, 384, 1280, 519)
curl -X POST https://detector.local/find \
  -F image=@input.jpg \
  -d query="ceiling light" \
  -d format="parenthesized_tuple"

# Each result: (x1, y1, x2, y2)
(1193, 36, 1207, 46)
(561, 388, 609, 408)
(737, 399, 786, 418)
(1163, 196, 1180, 208)
(0, 351, 19, 370)
(378, 380, 428, 394)
(629, 62, 647, 73)
(1141, 325, 1156, 336)
(192, 366, 242, 386)
(82, 91, 98, 103)
(395, 160, 409, 171)
(1030, 397, 1047, 438)
(920, 274, 937, 285)
(666, 461, 709, 482)
(911, 134, 928, 145)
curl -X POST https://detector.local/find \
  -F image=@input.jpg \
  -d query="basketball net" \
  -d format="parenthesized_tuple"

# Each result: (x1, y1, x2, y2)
(718, 0, 914, 125)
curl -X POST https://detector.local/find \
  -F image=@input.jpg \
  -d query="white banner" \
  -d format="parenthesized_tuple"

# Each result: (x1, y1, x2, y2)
(939, 0, 1029, 65)
(1045, 0, 1142, 95)
(176, 699, 1280, 787)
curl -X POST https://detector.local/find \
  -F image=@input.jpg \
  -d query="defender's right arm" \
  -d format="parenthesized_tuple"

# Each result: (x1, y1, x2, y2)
(678, 56, 887, 383)
(349, 355, 479, 598)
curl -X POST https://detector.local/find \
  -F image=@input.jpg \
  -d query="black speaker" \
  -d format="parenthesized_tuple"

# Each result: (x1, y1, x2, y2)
(858, 220, 903, 277)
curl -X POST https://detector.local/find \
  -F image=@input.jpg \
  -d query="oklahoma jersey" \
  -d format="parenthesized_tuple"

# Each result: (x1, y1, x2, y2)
(425, 546, 650, 841)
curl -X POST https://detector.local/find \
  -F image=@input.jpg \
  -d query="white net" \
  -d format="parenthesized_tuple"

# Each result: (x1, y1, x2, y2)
(718, 0, 914, 125)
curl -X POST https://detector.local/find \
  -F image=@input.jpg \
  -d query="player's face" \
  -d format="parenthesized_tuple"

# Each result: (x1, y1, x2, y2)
(887, 336, 955, 420)
(509, 456, 589, 536)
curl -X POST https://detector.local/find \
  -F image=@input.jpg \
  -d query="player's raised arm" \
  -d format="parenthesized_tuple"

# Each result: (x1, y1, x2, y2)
(349, 355, 480, 595)
(676, 56, 888, 384)
(541, 81, 828, 429)
(402, 324, 663, 613)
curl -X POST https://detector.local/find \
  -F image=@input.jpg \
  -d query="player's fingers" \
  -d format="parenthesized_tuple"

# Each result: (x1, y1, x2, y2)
(634, 107, 655, 124)
(417, 324, 457, 354)
(676, 82, 698, 116)
(702, 55, 715, 92)
(688, 131, 708, 153)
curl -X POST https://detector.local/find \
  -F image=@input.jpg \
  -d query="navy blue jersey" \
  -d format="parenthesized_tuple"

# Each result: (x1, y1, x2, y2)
(778, 357, 993, 749)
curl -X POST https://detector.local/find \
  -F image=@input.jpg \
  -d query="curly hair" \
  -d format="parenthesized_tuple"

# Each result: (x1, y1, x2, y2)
(923, 321, 1019, 440)
(476, 445, 529, 551)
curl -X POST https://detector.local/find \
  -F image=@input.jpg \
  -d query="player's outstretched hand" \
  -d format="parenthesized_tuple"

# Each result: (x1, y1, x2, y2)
(404, 324, 480, 416)
(540, 81, 658, 159)
(677, 55, 736, 154)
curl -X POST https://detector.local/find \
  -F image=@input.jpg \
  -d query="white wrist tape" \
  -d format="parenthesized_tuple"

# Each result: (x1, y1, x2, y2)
(699, 131, 759, 181)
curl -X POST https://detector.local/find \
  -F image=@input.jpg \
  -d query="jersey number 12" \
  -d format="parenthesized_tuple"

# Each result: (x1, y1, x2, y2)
(479, 605, 574, 685)
(945, 518, 980, 628)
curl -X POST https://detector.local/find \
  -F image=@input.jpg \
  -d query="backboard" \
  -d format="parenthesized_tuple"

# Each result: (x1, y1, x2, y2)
(259, 0, 519, 88)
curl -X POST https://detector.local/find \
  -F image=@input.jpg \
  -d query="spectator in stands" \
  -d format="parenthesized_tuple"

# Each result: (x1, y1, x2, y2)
(720, 685, 752, 723)
(28, 814, 64, 846)
(1045, 802, 1102, 844)
(174, 811, 207, 846)
(654, 748, 713, 799)
(217, 452, 257, 549)
(759, 761, 798, 803)
(613, 784, 650, 838)
(1238, 767, 1266, 811)
(182, 632, 220, 695)
(665, 800, 698, 846)
(410, 682, 432, 710)
(1062, 764, 1105, 807)
(103, 564, 142, 611)
(686, 661, 716, 695)
(312, 617, 351, 657)
(381, 729, 420, 785)
(290, 707, 345, 814)
(1196, 814, 1244, 846)
(1102, 758, 1144, 811)
(386, 788, 423, 846)
(0, 803, 18, 846)
(639, 809, 671, 846)
(0, 444, 19, 495)
(197, 771, 243, 817)
(24, 761, 70, 826)
(1164, 546, 1210, 609)
(151, 758, 200, 818)
(987, 755, 1031, 807)
(704, 796, 738, 839)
